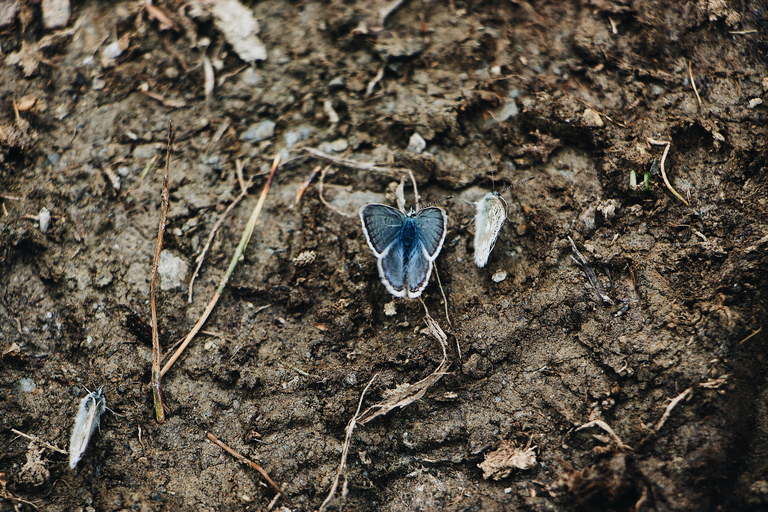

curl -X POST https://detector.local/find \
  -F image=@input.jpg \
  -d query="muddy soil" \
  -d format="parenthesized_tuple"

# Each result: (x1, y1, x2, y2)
(2, 0, 768, 511)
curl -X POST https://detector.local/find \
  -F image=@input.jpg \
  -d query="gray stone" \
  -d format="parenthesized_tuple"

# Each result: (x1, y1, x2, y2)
(158, 251, 188, 291)
(240, 120, 276, 142)
(406, 133, 426, 154)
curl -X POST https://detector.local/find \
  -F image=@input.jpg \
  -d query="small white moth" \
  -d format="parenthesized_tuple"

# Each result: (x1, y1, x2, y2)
(69, 387, 106, 469)
(473, 177, 534, 268)
(474, 191, 508, 268)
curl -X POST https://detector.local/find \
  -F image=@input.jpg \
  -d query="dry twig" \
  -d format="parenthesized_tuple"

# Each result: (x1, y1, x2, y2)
(149, 122, 173, 424)
(206, 432, 292, 507)
(303, 147, 399, 174)
(318, 374, 378, 512)
(10, 429, 68, 455)
(188, 162, 254, 303)
(162, 155, 281, 377)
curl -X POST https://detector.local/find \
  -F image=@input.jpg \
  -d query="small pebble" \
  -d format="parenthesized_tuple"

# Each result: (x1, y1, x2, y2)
(406, 133, 426, 154)
(102, 41, 123, 60)
(158, 251, 189, 291)
(240, 120, 276, 142)
(492, 270, 507, 283)
(582, 108, 604, 127)
(318, 139, 348, 153)
(384, 301, 397, 316)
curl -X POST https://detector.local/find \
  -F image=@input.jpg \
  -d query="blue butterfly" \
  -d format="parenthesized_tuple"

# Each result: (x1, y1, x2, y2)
(360, 204, 448, 298)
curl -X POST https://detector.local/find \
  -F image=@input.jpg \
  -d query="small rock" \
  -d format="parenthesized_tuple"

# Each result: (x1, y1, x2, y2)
(42, 0, 70, 29)
(406, 132, 426, 154)
(328, 77, 344, 89)
(384, 301, 397, 316)
(18, 378, 36, 393)
(491, 270, 507, 283)
(102, 41, 122, 60)
(133, 144, 163, 159)
(158, 251, 188, 291)
(39, 207, 51, 234)
(318, 139, 348, 153)
(748, 98, 763, 109)
(582, 108, 604, 127)
(240, 120, 276, 142)
(495, 100, 518, 122)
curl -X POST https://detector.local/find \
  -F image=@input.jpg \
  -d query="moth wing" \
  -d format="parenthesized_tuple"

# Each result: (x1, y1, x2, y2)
(413, 207, 447, 260)
(360, 204, 405, 257)
(474, 193, 507, 268)
(378, 241, 406, 297)
(69, 395, 97, 469)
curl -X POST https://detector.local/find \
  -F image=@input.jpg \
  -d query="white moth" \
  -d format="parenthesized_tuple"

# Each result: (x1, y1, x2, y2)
(474, 191, 508, 268)
(69, 387, 106, 469)
(473, 177, 534, 268)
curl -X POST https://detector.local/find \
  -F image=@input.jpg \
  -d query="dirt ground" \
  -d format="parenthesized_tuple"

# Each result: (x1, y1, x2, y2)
(1, 0, 768, 510)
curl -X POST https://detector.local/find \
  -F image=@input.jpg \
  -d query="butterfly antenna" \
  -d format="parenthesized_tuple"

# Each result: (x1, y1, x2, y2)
(487, 152, 497, 191)
(500, 176, 535, 193)
(422, 196, 454, 209)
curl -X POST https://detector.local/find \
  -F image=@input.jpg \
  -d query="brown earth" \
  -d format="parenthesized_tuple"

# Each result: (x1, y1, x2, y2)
(1, 0, 768, 511)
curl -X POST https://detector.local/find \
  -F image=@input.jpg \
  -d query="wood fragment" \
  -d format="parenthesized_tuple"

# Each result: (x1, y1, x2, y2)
(206, 432, 292, 507)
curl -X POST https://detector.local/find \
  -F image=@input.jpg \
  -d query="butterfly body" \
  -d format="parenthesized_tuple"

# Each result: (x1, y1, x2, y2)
(360, 204, 447, 298)
(474, 191, 508, 268)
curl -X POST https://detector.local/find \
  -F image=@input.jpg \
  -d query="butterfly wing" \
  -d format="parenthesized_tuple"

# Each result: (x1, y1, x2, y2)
(413, 207, 448, 261)
(404, 245, 432, 298)
(378, 237, 407, 297)
(359, 204, 405, 257)
(474, 193, 507, 268)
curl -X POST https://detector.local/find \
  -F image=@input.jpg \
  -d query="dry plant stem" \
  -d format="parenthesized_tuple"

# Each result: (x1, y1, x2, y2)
(647, 138, 690, 206)
(149, 122, 173, 424)
(10, 428, 68, 454)
(206, 432, 292, 507)
(318, 165, 351, 217)
(654, 387, 692, 433)
(688, 60, 702, 107)
(188, 173, 254, 303)
(161, 155, 281, 377)
(432, 263, 453, 330)
(294, 165, 320, 206)
(575, 420, 632, 451)
(568, 236, 614, 305)
(303, 147, 399, 173)
(318, 374, 378, 512)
